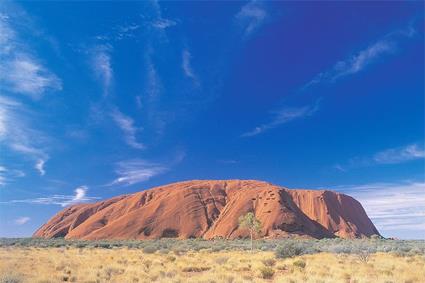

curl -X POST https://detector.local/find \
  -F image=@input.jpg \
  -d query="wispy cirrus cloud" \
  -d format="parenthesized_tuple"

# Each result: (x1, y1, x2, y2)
(333, 181, 425, 237)
(1, 55, 62, 99)
(35, 158, 46, 176)
(14, 216, 30, 225)
(373, 144, 425, 164)
(235, 0, 267, 38)
(110, 151, 185, 186)
(182, 48, 200, 86)
(111, 109, 144, 150)
(0, 165, 25, 187)
(0, 8, 57, 177)
(0, 96, 49, 174)
(335, 143, 425, 171)
(152, 18, 176, 30)
(0, 13, 62, 99)
(304, 25, 416, 89)
(150, 0, 177, 31)
(110, 159, 168, 186)
(91, 45, 113, 97)
(2, 185, 99, 207)
(241, 101, 320, 137)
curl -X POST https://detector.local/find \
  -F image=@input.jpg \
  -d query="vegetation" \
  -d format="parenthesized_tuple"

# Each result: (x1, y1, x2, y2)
(1, 238, 425, 282)
(1, 237, 425, 256)
(238, 212, 262, 252)
(0, 244, 424, 283)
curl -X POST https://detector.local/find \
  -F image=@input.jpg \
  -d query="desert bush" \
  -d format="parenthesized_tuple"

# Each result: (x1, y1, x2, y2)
(275, 241, 306, 258)
(215, 256, 229, 265)
(142, 246, 158, 254)
(181, 266, 211, 272)
(293, 259, 306, 269)
(158, 248, 170, 254)
(1, 237, 424, 257)
(258, 266, 275, 279)
(357, 251, 370, 263)
(0, 274, 22, 283)
(262, 258, 276, 266)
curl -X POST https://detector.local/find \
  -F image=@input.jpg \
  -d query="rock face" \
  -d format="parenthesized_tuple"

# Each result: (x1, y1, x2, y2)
(34, 180, 380, 240)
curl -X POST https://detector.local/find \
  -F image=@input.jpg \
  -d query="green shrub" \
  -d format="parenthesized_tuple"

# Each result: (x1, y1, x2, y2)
(181, 266, 211, 272)
(275, 242, 305, 258)
(293, 259, 306, 269)
(259, 266, 275, 279)
(262, 258, 276, 267)
(0, 274, 22, 283)
(142, 246, 157, 254)
(159, 248, 170, 254)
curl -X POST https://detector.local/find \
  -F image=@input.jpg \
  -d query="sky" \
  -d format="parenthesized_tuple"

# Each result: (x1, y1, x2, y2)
(0, 1, 424, 240)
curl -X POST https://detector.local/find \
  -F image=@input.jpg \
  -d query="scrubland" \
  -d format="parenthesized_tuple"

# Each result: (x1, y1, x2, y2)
(0, 238, 424, 283)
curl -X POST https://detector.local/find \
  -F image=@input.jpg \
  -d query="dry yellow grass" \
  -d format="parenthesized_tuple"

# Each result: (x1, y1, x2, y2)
(0, 247, 424, 283)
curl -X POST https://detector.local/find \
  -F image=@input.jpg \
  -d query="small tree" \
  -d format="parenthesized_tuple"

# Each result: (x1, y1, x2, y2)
(238, 212, 262, 252)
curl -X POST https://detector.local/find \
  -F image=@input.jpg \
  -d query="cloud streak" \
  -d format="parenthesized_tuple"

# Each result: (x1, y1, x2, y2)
(0, 165, 25, 187)
(110, 151, 185, 186)
(110, 159, 168, 186)
(235, 0, 267, 37)
(334, 181, 425, 237)
(35, 159, 46, 176)
(182, 48, 199, 86)
(2, 185, 99, 207)
(152, 18, 176, 30)
(91, 45, 113, 96)
(0, 96, 49, 174)
(0, 13, 62, 99)
(373, 144, 425, 164)
(111, 109, 144, 149)
(335, 143, 425, 171)
(304, 26, 416, 89)
(14, 216, 30, 225)
(241, 101, 320, 137)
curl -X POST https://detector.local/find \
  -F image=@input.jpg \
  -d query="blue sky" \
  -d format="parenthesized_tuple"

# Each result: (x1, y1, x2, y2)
(0, 1, 424, 239)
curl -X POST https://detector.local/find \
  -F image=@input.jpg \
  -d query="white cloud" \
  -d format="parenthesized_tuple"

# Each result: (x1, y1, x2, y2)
(35, 158, 46, 176)
(0, 96, 49, 174)
(0, 14, 62, 99)
(110, 152, 185, 186)
(1, 55, 62, 99)
(115, 24, 140, 40)
(373, 144, 425, 164)
(95, 23, 140, 42)
(304, 26, 416, 89)
(182, 49, 199, 86)
(142, 49, 170, 136)
(333, 181, 425, 238)
(111, 109, 144, 149)
(146, 52, 162, 99)
(241, 101, 320, 137)
(91, 45, 113, 96)
(0, 165, 25, 187)
(235, 0, 267, 37)
(336, 143, 425, 171)
(149, 0, 177, 31)
(15, 216, 30, 225)
(2, 185, 99, 207)
(135, 95, 143, 109)
(110, 159, 167, 186)
(152, 18, 176, 29)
